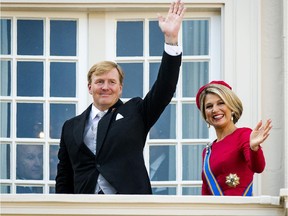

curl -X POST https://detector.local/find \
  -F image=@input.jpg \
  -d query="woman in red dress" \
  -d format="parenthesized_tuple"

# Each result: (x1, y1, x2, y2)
(196, 81, 272, 196)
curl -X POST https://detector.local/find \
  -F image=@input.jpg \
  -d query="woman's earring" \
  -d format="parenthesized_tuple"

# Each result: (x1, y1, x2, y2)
(206, 120, 210, 128)
(231, 112, 234, 121)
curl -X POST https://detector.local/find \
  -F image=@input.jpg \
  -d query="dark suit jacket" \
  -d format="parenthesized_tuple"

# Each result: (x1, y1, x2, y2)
(56, 51, 182, 194)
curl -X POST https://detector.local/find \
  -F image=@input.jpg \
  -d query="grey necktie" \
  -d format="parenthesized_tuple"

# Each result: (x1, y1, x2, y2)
(84, 111, 105, 154)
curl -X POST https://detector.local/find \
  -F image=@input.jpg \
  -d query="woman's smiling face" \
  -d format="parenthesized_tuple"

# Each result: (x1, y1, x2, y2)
(204, 93, 233, 129)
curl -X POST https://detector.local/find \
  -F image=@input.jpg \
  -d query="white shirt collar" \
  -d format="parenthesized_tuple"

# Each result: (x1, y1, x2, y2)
(90, 105, 107, 120)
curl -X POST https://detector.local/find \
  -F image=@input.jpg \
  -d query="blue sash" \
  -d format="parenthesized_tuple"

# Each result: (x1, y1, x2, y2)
(242, 181, 253, 196)
(203, 142, 253, 196)
(203, 142, 223, 196)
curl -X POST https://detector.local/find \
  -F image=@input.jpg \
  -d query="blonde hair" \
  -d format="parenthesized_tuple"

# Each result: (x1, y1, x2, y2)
(199, 84, 243, 124)
(87, 61, 124, 85)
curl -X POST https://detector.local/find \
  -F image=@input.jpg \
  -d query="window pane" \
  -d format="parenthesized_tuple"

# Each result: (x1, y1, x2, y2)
(50, 103, 76, 139)
(0, 102, 11, 138)
(182, 144, 204, 180)
(16, 185, 43, 194)
(0, 19, 11, 55)
(0, 144, 10, 179)
(49, 145, 59, 180)
(119, 63, 143, 98)
(149, 21, 164, 56)
(182, 103, 208, 139)
(183, 20, 209, 56)
(16, 144, 43, 180)
(17, 20, 43, 55)
(182, 62, 209, 97)
(152, 187, 176, 195)
(150, 145, 176, 181)
(50, 62, 76, 97)
(49, 186, 56, 194)
(50, 20, 76, 56)
(0, 184, 11, 194)
(117, 21, 143, 56)
(182, 187, 201, 195)
(0, 60, 11, 96)
(17, 61, 43, 96)
(17, 103, 43, 138)
(150, 104, 176, 139)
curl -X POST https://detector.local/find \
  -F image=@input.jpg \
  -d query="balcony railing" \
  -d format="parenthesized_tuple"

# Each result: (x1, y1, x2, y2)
(1, 188, 287, 216)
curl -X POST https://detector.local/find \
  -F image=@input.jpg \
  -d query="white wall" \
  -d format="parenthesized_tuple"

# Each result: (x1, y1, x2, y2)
(261, 0, 286, 196)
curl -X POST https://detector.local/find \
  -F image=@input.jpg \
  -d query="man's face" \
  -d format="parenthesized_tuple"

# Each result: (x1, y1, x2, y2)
(17, 145, 43, 180)
(88, 68, 123, 111)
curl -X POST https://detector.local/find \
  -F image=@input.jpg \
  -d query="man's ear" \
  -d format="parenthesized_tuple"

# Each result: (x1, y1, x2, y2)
(88, 84, 92, 95)
(118, 85, 123, 97)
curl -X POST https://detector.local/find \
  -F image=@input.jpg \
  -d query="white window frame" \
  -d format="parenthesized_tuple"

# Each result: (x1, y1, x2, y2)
(91, 10, 221, 195)
(0, 10, 88, 194)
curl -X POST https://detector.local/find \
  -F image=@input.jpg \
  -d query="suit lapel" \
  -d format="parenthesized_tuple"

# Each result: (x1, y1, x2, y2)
(96, 100, 123, 156)
(73, 104, 92, 148)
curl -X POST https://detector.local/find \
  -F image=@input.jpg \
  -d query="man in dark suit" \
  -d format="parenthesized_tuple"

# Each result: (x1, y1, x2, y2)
(56, 0, 185, 194)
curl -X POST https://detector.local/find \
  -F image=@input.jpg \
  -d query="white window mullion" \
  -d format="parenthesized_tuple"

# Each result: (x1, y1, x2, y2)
(77, 15, 88, 112)
(11, 16, 17, 192)
(44, 17, 50, 192)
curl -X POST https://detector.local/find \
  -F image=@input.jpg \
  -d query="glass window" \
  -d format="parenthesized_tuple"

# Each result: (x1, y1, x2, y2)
(182, 187, 201, 195)
(49, 186, 56, 194)
(17, 103, 43, 138)
(0, 13, 83, 194)
(182, 62, 209, 98)
(0, 144, 10, 179)
(50, 103, 76, 139)
(17, 61, 43, 97)
(16, 185, 43, 194)
(182, 103, 208, 139)
(182, 20, 209, 56)
(0, 102, 11, 138)
(0, 60, 11, 96)
(149, 145, 176, 181)
(50, 62, 76, 97)
(0, 185, 11, 194)
(152, 186, 176, 195)
(17, 20, 43, 55)
(117, 21, 143, 57)
(0, 19, 11, 55)
(119, 63, 143, 98)
(149, 20, 164, 56)
(50, 20, 76, 56)
(182, 144, 204, 181)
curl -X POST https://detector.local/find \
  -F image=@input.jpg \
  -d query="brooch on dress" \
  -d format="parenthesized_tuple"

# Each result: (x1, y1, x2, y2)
(225, 173, 240, 187)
